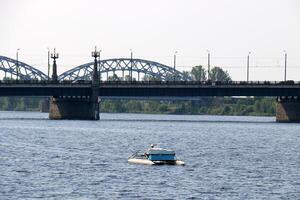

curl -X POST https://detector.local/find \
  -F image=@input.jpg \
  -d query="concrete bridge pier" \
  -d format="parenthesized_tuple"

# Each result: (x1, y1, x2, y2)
(49, 96, 99, 120)
(276, 96, 300, 122)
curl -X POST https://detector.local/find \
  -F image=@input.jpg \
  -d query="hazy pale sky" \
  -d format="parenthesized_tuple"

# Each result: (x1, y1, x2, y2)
(0, 0, 299, 80)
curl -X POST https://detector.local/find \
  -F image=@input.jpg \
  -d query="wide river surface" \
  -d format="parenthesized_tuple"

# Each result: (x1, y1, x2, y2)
(1, 111, 300, 199)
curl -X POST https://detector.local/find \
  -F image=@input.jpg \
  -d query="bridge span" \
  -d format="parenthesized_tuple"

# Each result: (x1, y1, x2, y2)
(0, 53, 299, 122)
(0, 81, 300, 97)
(0, 80, 300, 122)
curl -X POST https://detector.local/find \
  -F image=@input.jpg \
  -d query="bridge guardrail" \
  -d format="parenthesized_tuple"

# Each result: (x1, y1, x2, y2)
(0, 80, 299, 86)
(99, 80, 299, 86)
(0, 80, 93, 85)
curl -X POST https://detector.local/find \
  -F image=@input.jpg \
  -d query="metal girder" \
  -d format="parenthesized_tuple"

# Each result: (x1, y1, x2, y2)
(58, 58, 192, 81)
(0, 55, 48, 80)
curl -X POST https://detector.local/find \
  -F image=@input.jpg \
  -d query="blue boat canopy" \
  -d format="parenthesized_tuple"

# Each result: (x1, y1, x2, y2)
(146, 148, 176, 161)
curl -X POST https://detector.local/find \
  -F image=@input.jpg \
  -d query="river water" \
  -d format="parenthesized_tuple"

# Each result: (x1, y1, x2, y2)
(0, 111, 300, 199)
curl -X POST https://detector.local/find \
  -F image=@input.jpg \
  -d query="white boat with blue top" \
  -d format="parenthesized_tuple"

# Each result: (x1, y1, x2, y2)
(128, 144, 185, 166)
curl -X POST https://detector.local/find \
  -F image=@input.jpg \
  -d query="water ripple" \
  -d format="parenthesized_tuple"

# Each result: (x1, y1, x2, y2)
(0, 112, 300, 199)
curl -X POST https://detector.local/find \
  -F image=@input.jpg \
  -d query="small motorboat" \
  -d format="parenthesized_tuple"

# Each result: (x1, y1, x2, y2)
(128, 144, 185, 166)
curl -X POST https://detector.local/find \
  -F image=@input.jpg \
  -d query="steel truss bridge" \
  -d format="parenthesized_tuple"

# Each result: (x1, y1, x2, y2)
(2, 55, 300, 122)
(0, 55, 191, 81)
(1, 55, 300, 98)
(0, 56, 48, 80)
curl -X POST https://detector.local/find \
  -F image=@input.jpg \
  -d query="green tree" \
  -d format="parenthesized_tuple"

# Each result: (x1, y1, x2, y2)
(144, 101, 160, 113)
(125, 100, 142, 112)
(142, 74, 161, 81)
(254, 100, 261, 113)
(0, 97, 9, 110)
(15, 98, 25, 111)
(209, 67, 231, 81)
(158, 104, 168, 112)
(222, 105, 231, 115)
(124, 74, 136, 81)
(108, 73, 121, 81)
(191, 65, 206, 81)
(182, 71, 191, 80)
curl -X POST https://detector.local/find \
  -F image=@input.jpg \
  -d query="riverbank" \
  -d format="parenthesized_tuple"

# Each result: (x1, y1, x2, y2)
(100, 97, 276, 116)
(0, 97, 276, 116)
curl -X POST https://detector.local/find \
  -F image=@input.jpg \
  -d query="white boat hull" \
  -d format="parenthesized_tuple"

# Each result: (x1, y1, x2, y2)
(128, 158, 155, 165)
(175, 160, 185, 166)
(128, 158, 185, 166)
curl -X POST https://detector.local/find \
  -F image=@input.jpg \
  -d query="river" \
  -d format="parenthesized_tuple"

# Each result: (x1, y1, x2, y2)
(0, 111, 300, 199)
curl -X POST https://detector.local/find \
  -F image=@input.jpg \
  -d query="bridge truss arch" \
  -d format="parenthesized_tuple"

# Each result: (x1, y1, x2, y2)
(0, 55, 48, 80)
(58, 58, 191, 81)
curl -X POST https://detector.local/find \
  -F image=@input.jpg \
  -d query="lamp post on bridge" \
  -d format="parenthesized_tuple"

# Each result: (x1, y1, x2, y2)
(173, 51, 178, 81)
(51, 48, 59, 82)
(247, 52, 251, 83)
(207, 50, 210, 80)
(47, 48, 50, 81)
(98, 49, 102, 81)
(92, 46, 100, 85)
(16, 48, 20, 81)
(130, 49, 133, 82)
(284, 50, 287, 81)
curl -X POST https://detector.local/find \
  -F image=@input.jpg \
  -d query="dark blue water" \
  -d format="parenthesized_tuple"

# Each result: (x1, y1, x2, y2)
(1, 111, 300, 199)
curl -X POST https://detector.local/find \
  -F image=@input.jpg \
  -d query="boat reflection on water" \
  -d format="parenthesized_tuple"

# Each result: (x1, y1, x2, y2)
(128, 144, 185, 166)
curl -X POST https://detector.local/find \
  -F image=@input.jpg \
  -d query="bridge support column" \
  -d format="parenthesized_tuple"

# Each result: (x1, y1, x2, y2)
(49, 96, 99, 120)
(276, 97, 300, 122)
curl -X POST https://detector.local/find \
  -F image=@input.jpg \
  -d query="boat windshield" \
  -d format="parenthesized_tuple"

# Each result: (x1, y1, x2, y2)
(129, 152, 147, 159)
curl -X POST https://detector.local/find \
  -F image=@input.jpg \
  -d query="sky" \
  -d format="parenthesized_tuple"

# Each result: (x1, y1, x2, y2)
(0, 0, 299, 81)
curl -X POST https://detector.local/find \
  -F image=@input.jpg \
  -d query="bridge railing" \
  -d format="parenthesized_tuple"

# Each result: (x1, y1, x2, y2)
(0, 79, 299, 86)
(0, 79, 92, 85)
(99, 80, 300, 86)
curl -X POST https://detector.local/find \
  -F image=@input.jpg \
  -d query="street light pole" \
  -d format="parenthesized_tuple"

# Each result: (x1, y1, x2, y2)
(47, 48, 50, 81)
(130, 49, 133, 82)
(174, 51, 178, 81)
(16, 48, 20, 80)
(247, 52, 251, 82)
(99, 49, 102, 81)
(207, 50, 210, 80)
(284, 50, 287, 81)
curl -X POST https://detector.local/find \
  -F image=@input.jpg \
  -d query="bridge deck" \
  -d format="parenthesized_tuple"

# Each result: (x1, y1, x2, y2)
(0, 81, 300, 97)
